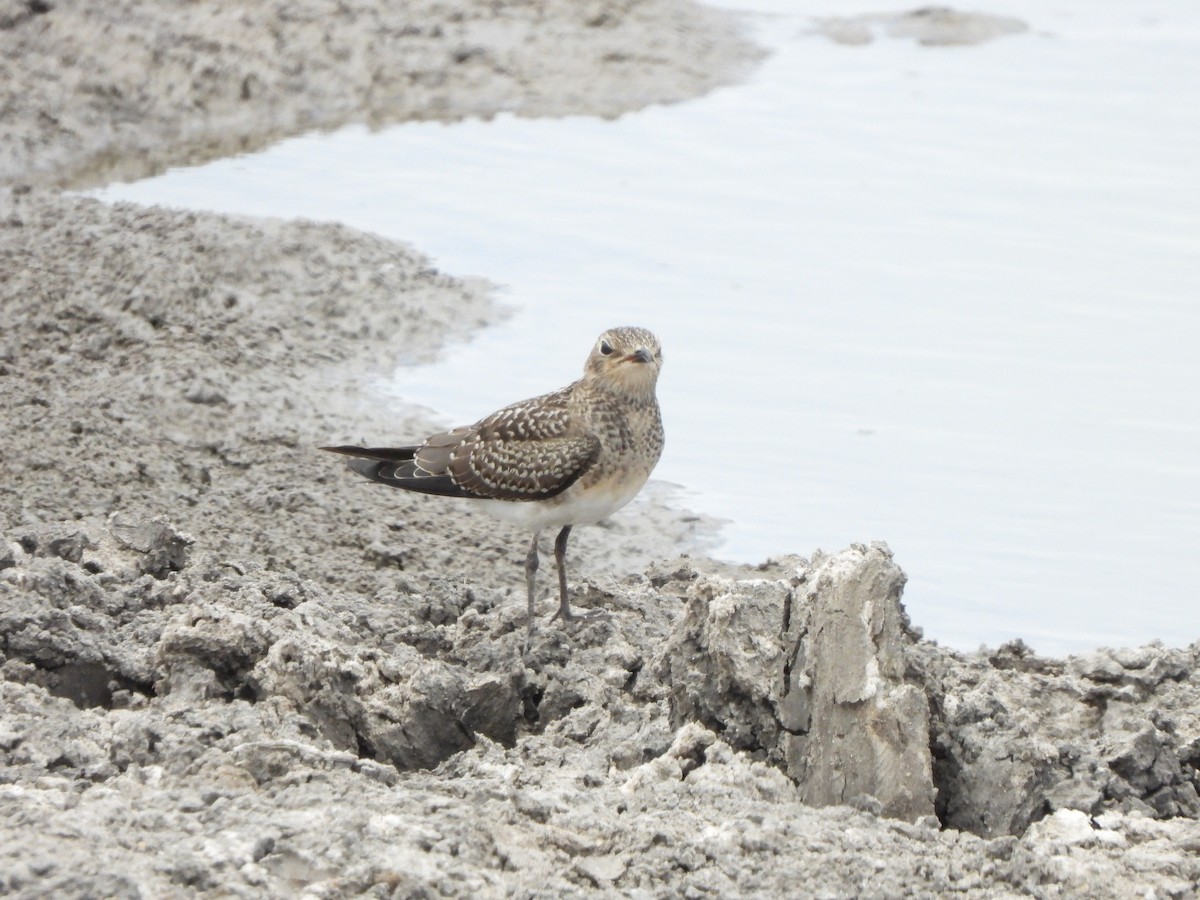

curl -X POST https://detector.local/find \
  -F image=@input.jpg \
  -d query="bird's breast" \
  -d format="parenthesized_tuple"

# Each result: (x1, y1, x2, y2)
(477, 466, 652, 530)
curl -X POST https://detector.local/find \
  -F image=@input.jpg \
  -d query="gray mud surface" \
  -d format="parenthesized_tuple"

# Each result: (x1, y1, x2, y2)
(0, 0, 760, 188)
(2, 2, 1199, 897)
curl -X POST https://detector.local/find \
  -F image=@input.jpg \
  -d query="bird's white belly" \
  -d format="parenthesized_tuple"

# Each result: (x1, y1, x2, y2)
(478, 471, 650, 531)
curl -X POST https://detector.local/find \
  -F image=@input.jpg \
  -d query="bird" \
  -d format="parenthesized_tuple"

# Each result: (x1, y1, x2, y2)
(322, 326, 664, 643)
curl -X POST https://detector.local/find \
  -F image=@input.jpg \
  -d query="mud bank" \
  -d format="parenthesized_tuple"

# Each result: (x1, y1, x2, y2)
(3, 527, 1198, 897)
(0, 0, 761, 188)
(2, 1, 1198, 897)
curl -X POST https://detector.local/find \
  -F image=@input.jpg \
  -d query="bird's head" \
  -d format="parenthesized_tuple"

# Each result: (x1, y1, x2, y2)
(583, 326, 663, 398)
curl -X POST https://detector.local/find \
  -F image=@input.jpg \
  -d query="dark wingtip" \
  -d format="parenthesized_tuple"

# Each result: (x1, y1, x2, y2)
(345, 458, 382, 480)
(319, 445, 419, 461)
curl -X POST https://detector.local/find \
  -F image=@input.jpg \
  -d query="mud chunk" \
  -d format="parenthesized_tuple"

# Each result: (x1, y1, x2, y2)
(17, 526, 90, 563)
(108, 513, 192, 578)
(663, 543, 935, 822)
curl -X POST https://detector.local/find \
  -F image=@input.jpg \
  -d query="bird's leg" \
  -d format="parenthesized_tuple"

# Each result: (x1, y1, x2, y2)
(551, 525, 607, 623)
(552, 525, 572, 621)
(525, 530, 541, 638)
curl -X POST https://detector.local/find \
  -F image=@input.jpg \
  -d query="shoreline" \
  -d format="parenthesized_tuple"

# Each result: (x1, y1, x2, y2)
(3, 1, 1199, 896)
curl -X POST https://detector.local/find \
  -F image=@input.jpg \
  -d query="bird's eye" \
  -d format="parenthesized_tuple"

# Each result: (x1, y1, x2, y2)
(599, 340, 613, 356)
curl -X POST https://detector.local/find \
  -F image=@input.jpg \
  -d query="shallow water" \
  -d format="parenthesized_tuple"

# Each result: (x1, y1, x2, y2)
(92, 1, 1200, 654)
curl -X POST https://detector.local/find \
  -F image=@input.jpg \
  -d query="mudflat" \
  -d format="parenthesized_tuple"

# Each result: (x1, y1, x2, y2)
(1, 2, 1197, 897)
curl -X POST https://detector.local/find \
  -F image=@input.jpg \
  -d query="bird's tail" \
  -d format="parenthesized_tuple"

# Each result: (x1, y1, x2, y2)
(320, 444, 468, 496)
(320, 445, 421, 484)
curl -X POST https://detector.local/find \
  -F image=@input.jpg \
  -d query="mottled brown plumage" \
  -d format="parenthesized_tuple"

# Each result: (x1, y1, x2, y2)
(324, 326, 664, 641)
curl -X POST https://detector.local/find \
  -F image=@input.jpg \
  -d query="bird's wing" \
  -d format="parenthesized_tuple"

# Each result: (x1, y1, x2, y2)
(322, 385, 600, 501)
(443, 432, 600, 500)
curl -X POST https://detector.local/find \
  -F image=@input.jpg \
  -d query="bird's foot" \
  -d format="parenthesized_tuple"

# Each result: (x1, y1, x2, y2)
(550, 605, 610, 625)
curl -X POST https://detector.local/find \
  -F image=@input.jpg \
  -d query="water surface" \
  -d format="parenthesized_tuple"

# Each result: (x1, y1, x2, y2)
(94, 1, 1200, 654)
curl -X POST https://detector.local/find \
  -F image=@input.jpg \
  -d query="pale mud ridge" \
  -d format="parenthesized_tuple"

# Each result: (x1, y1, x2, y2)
(813, 7, 1029, 47)
(2, 0, 1200, 897)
